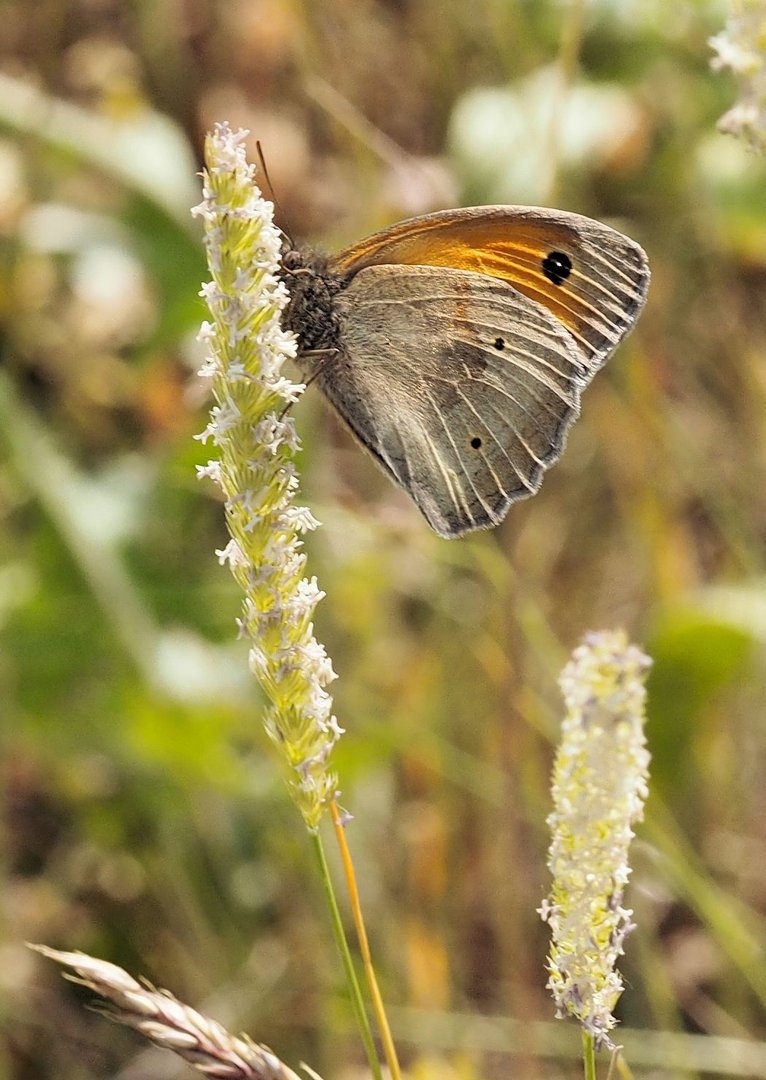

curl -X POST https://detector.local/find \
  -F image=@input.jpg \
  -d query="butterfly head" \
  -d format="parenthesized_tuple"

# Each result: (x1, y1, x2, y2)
(280, 245, 307, 275)
(279, 245, 347, 367)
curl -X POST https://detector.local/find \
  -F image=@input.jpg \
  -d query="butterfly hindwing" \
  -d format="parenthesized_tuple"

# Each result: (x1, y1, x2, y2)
(315, 263, 588, 537)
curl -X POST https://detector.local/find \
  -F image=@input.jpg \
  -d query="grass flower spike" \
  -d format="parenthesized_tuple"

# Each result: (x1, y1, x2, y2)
(192, 122, 342, 830)
(540, 629, 651, 1051)
(710, 0, 766, 151)
(193, 127, 390, 1080)
(32, 946, 306, 1080)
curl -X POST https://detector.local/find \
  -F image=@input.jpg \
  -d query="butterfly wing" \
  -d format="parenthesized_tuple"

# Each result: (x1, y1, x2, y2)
(330, 205, 649, 371)
(317, 263, 588, 537)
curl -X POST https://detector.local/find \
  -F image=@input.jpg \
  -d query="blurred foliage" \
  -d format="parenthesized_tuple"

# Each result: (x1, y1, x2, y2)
(1, 1, 766, 1078)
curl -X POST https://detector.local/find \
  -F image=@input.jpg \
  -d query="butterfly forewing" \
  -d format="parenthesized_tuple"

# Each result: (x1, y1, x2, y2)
(316, 264, 588, 537)
(331, 205, 649, 372)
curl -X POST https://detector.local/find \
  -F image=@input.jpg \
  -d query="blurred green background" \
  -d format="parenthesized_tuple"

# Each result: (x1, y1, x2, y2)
(2, 1, 766, 1077)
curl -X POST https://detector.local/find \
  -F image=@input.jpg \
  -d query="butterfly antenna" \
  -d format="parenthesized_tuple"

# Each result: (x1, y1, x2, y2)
(256, 140, 295, 249)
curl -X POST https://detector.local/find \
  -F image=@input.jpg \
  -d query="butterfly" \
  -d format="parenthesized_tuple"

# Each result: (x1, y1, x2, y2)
(280, 205, 649, 538)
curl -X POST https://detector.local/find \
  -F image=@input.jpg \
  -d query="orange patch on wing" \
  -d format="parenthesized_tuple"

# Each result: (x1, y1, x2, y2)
(332, 215, 597, 345)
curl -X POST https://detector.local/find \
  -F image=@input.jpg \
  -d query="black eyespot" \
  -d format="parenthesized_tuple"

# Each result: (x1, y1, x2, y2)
(542, 250, 572, 286)
(494, 337, 505, 350)
(470, 436, 482, 450)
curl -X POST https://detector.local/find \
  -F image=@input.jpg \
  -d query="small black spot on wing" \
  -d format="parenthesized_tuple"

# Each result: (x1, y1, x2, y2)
(542, 251, 573, 286)
(470, 436, 482, 449)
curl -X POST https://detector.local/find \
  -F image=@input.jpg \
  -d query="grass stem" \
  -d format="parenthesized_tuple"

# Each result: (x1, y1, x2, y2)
(311, 829, 383, 1080)
(331, 800, 402, 1080)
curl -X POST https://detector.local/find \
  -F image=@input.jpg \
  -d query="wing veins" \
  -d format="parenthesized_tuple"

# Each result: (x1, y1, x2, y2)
(422, 386, 504, 515)
(453, 384, 544, 475)
(478, 243, 647, 316)
(420, 428, 478, 527)
(449, 324, 586, 386)
(454, 383, 549, 479)
(432, 369, 571, 457)
(430, 379, 537, 494)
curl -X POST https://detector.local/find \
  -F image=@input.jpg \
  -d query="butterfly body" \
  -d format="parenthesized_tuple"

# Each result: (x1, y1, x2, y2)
(281, 206, 649, 538)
